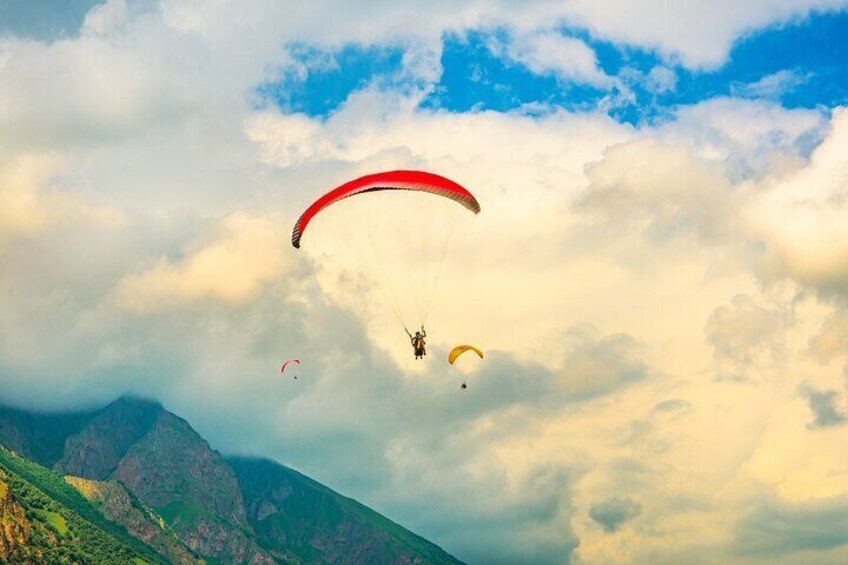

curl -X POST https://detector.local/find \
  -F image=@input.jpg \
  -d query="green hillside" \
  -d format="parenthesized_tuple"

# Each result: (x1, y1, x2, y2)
(0, 446, 166, 565)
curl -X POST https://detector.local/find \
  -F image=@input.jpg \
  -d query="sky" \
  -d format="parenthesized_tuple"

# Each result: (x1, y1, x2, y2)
(2, 1, 848, 563)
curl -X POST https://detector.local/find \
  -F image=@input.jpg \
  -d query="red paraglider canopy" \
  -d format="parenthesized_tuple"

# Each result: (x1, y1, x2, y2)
(291, 170, 480, 248)
(280, 359, 300, 374)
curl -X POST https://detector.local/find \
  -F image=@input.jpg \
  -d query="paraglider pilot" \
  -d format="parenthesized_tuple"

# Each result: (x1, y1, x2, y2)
(406, 326, 427, 359)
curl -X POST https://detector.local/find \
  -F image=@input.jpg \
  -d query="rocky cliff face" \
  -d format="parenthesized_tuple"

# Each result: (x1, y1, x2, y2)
(109, 410, 275, 563)
(66, 475, 203, 565)
(0, 471, 30, 562)
(113, 411, 247, 524)
(55, 397, 161, 479)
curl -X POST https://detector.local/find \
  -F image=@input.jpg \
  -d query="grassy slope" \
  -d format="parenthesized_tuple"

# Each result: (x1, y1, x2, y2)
(34, 509, 69, 534)
(0, 446, 166, 564)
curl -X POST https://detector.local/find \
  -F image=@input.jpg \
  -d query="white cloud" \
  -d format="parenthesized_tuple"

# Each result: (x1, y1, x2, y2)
(561, 0, 848, 68)
(81, 0, 130, 37)
(114, 212, 294, 312)
(660, 97, 827, 180)
(704, 294, 787, 366)
(503, 29, 617, 88)
(665, 98, 825, 155)
(0, 152, 124, 250)
(645, 65, 677, 94)
(731, 69, 810, 99)
(750, 107, 848, 294)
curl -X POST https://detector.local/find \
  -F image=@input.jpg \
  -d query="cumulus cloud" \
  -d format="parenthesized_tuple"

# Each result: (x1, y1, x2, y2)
(577, 138, 737, 245)
(751, 107, 848, 295)
(501, 29, 617, 88)
(114, 212, 294, 312)
(561, 0, 848, 68)
(81, 0, 131, 37)
(731, 69, 810, 100)
(0, 153, 123, 250)
(588, 496, 641, 532)
(704, 294, 787, 366)
(661, 97, 826, 180)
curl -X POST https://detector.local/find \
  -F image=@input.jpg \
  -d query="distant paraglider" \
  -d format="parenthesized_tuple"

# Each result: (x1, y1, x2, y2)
(280, 359, 301, 379)
(448, 345, 483, 365)
(448, 345, 483, 390)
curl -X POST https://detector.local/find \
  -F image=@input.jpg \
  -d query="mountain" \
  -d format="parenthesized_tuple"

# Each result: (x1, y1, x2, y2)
(0, 398, 462, 564)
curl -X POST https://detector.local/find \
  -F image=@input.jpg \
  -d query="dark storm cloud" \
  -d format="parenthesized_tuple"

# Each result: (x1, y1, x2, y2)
(798, 383, 846, 429)
(732, 497, 848, 557)
(588, 496, 642, 532)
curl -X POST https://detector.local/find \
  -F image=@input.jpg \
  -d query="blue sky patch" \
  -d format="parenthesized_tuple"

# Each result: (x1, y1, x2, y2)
(256, 43, 404, 117)
(259, 10, 848, 124)
(0, 0, 104, 40)
(420, 30, 613, 115)
(422, 11, 848, 123)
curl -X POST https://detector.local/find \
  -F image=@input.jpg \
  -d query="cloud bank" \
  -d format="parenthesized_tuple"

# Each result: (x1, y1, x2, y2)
(2, 2, 848, 563)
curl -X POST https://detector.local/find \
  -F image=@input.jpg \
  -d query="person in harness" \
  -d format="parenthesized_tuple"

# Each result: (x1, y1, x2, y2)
(406, 326, 427, 360)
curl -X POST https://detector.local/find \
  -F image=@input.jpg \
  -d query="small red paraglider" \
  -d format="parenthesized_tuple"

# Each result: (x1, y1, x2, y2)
(280, 359, 301, 379)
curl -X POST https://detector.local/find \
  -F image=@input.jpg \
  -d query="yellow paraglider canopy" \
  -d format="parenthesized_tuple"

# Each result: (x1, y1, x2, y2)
(448, 345, 484, 365)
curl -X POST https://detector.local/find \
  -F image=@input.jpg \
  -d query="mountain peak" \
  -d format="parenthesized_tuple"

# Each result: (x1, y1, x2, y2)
(110, 395, 164, 412)
(54, 394, 163, 480)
